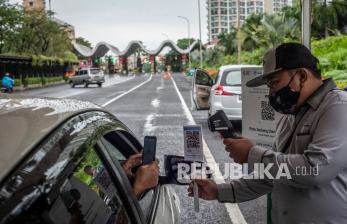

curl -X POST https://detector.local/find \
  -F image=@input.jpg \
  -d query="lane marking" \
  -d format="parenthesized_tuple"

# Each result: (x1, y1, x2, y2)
(151, 99, 160, 108)
(102, 75, 152, 107)
(170, 75, 247, 224)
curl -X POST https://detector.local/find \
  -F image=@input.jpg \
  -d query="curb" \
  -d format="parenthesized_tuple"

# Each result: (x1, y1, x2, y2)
(14, 81, 67, 92)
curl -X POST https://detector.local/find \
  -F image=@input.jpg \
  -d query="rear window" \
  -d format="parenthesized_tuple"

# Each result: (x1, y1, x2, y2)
(221, 70, 241, 86)
(90, 69, 101, 74)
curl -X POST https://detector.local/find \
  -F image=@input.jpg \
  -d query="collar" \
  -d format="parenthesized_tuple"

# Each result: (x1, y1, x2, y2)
(306, 78, 336, 110)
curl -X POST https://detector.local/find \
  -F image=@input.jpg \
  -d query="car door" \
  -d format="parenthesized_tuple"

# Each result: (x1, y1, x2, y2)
(192, 69, 213, 110)
(99, 130, 180, 224)
(76, 69, 83, 84)
(0, 111, 145, 224)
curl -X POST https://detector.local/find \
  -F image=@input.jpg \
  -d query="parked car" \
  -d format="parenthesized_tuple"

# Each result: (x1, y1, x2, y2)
(0, 95, 193, 224)
(192, 65, 261, 122)
(69, 67, 105, 88)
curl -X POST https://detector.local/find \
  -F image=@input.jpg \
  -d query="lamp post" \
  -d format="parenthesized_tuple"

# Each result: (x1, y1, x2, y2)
(198, 0, 203, 69)
(178, 16, 191, 69)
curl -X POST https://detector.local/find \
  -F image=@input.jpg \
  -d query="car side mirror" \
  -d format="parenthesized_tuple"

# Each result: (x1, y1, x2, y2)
(160, 155, 212, 185)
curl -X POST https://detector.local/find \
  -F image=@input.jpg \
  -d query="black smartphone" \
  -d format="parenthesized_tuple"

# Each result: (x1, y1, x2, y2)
(143, 136, 157, 165)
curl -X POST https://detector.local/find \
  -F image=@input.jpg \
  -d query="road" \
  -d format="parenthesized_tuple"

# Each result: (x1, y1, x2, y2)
(18, 73, 267, 224)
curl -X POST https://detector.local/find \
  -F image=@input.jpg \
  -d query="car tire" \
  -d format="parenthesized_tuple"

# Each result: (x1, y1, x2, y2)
(69, 81, 75, 88)
(83, 81, 88, 88)
(98, 83, 102, 88)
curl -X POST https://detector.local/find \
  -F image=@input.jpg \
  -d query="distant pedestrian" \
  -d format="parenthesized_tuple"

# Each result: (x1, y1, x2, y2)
(1, 73, 14, 93)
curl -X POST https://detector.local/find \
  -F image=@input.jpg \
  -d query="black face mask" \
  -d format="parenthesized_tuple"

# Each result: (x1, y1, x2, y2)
(268, 75, 301, 115)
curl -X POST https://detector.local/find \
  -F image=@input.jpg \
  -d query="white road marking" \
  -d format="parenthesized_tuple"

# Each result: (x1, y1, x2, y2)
(170, 75, 247, 224)
(151, 99, 160, 108)
(143, 114, 157, 136)
(102, 75, 152, 107)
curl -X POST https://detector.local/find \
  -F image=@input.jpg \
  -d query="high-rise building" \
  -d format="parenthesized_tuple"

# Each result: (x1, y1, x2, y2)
(207, 0, 293, 42)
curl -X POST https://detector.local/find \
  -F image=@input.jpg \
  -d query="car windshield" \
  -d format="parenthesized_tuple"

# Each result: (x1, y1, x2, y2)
(90, 69, 101, 74)
(221, 70, 241, 86)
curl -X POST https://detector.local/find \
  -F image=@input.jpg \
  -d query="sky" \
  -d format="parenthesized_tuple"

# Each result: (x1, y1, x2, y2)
(9, 0, 208, 51)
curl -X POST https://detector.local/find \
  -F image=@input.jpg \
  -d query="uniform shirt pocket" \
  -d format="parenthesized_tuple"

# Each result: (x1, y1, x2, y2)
(294, 133, 311, 153)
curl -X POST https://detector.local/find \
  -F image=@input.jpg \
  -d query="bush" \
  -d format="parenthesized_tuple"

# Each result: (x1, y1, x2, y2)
(14, 79, 22, 87)
(312, 36, 347, 74)
(25, 77, 42, 85)
(44, 76, 64, 84)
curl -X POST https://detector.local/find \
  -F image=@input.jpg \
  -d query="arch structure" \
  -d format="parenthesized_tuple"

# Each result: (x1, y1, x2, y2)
(73, 40, 200, 58)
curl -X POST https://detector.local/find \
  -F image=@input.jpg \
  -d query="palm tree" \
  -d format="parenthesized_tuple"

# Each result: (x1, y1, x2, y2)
(240, 13, 264, 51)
(240, 12, 300, 50)
(312, 0, 339, 38)
(217, 27, 237, 55)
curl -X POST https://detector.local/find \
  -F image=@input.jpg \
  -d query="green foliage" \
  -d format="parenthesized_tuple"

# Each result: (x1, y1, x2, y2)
(1, 2, 76, 60)
(25, 77, 42, 85)
(312, 35, 347, 74)
(76, 37, 93, 48)
(74, 146, 99, 188)
(14, 78, 21, 87)
(0, 0, 21, 54)
(43, 76, 64, 84)
(312, 0, 347, 38)
(217, 27, 237, 55)
(177, 38, 196, 49)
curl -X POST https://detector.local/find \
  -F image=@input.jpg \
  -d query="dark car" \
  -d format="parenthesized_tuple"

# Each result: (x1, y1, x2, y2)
(0, 95, 191, 224)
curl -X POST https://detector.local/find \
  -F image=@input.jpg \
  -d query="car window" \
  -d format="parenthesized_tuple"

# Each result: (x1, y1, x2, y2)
(221, 70, 241, 86)
(90, 68, 101, 74)
(0, 114, 137, 224)
(101, 131, 155, 220)
(83, 70, 88, 75)
(44, 146, 132, 224)
(195, 70, 212, 86)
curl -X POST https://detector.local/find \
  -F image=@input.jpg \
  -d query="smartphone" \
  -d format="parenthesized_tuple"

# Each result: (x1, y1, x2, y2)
(143, 136, 157, 165)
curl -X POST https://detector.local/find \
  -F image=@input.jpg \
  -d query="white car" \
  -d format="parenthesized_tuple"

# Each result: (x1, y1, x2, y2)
(69, 67, 105, 88)
(192, 65, 261, 122)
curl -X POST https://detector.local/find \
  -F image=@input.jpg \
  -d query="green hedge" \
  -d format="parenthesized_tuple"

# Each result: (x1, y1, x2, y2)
(14, 79, 22, 87)
(25, 77, 42, 86)
(43, 76, 64, 84)
(20, 76, 64, 87)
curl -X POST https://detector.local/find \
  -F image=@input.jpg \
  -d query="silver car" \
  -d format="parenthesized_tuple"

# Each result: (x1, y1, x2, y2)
(192, 65, 261, 122)
(69, 67, 105, 88)
(0, 94, 193, 224)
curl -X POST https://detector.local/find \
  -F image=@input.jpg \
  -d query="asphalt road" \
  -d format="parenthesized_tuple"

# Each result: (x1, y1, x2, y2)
(18, 73, 267, 224)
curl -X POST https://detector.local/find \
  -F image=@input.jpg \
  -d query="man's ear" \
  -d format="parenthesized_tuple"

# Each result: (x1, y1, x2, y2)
(298, 68, 308, 84)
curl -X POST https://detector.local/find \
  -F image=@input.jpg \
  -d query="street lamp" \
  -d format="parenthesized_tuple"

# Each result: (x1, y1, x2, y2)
(197, 0, 203, 69)
(178, 16, 191, 69)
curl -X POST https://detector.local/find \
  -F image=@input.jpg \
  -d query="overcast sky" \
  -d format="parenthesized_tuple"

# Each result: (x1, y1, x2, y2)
(10, 0, 208, 50)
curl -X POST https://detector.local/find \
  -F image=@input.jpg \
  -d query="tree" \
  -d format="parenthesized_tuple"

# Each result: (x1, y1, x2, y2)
(0, 0, 21, 54)
(11, 11, 70, 56)
(240, 13, 263, 51)
(217, 27, 237, 55)
(76, 37, 92, 48)
(240, 11, 300, 50)
(312, 0, 347, 38)
(177, 38, 196, 50)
